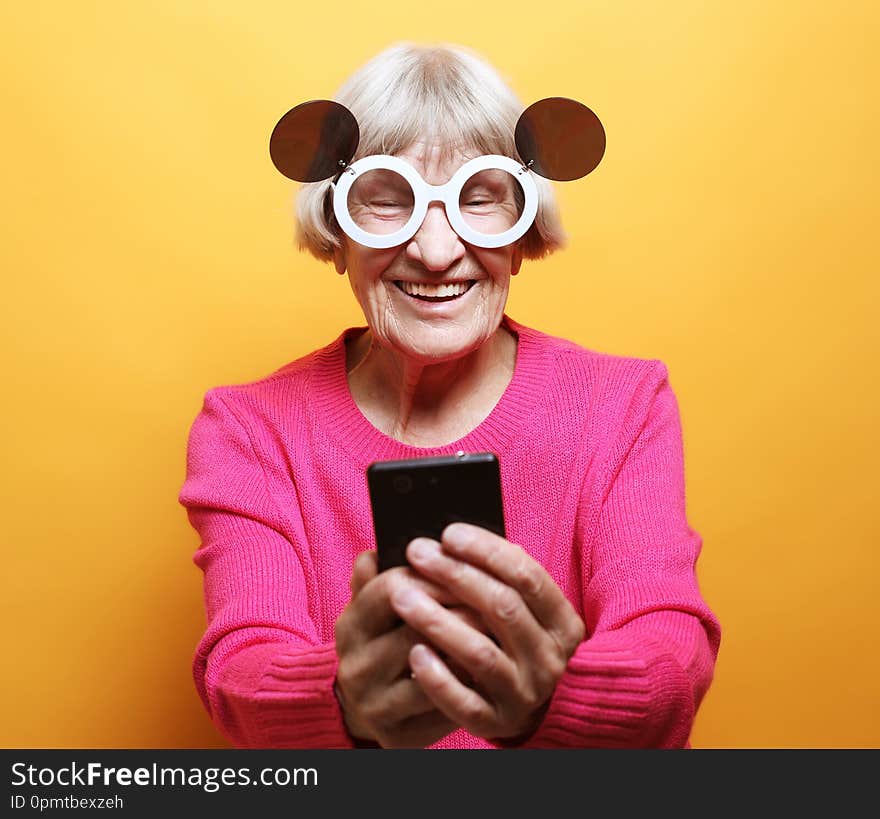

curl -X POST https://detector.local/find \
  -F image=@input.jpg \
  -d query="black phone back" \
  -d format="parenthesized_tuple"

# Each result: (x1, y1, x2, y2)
(366, 451, 506, 572)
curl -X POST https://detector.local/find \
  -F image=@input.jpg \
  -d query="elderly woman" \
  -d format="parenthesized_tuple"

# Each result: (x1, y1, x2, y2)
(179, 42, 720, 749)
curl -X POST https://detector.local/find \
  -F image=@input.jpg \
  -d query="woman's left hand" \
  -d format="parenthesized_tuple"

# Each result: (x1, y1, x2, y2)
(390, 522, 585, 742)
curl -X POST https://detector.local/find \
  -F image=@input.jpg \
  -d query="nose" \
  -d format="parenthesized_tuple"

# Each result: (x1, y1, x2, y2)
(405, 202, 465, 271)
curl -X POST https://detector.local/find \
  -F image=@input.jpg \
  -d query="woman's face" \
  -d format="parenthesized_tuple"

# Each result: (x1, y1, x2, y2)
(334, 140, 522, 365)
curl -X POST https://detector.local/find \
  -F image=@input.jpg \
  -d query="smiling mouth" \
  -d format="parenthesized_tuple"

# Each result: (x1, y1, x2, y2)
(393, 280, 477, 302)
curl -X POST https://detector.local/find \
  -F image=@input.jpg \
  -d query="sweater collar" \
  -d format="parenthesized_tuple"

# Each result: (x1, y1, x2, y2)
(308, 313, 552, 466)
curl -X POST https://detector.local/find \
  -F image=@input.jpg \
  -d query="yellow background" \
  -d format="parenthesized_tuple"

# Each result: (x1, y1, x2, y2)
(2, 1, 877, 748)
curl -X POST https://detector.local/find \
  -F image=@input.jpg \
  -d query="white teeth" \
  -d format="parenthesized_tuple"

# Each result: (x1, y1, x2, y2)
(397, 280, 472, 297)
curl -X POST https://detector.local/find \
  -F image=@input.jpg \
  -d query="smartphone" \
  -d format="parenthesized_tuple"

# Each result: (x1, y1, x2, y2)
(366, 451, 506, 572)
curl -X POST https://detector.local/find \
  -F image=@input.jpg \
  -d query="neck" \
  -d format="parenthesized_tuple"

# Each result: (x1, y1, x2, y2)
(345, 323, 517, 446)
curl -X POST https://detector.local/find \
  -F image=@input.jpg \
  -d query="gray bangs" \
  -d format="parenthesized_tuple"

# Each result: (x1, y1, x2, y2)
(336, 46, 522, 163)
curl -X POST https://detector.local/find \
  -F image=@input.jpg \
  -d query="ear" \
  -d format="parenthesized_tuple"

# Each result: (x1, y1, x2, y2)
(510, 242, 523, 276)
(333, 246, 347, 275)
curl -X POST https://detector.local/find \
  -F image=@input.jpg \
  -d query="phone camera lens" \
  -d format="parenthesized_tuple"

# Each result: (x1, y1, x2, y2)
(393, 475, 413, 494)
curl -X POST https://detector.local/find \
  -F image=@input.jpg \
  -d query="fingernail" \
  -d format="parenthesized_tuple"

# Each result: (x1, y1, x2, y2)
(442, 522, 474, 549)
(410, 644, 439, 673)
(392, 586, 420, 613)
(407, 537, 438, 562)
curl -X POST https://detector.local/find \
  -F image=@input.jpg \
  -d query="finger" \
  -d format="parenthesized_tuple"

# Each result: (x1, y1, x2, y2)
(380, 675, 437, 719)
(430, 606, 488, 686)
(447, 605, 490, 634)
(439, 523, 585, 649)
(350, 551, 378, 596)
(406, 537, 547, 662)
(408, 643, 496, 738)
(337, 621, 423, 688)
(342, 566, 461, 643)
(389, 584, 515, 695)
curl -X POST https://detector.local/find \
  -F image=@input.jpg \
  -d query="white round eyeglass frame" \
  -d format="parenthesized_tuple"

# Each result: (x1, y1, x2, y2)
(331, 154, 539, 250)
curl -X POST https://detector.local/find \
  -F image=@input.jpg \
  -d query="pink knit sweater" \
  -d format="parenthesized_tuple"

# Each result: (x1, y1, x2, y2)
(178, 314, 721, 748)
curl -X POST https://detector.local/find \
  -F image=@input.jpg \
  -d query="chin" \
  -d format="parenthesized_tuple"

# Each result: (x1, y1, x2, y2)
(401, 329, 483, 363)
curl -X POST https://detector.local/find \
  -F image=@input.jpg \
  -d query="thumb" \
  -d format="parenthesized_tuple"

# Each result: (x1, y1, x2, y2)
(350, 550, 379, 596)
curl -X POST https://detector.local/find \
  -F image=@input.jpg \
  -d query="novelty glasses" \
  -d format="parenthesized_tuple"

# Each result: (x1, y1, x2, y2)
(269, 98, 605, 250)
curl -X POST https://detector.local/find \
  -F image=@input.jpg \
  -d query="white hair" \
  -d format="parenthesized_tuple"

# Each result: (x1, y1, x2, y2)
(294, 42, 566, 262)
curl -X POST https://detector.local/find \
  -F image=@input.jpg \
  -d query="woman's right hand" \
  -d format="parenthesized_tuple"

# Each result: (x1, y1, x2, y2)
(334, 550, 468, 748)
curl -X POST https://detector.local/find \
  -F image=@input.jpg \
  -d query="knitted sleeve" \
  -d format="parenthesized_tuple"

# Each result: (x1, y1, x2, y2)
(520, 362, 722, 748)
(178, 388, 354, 748)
